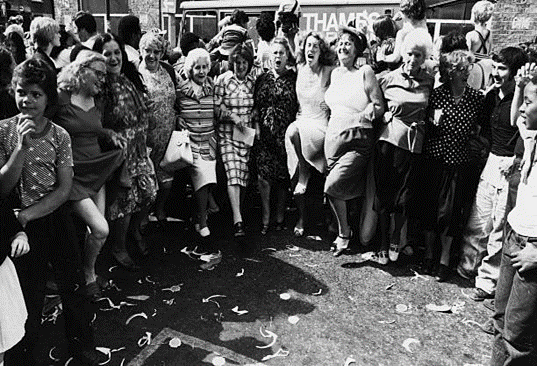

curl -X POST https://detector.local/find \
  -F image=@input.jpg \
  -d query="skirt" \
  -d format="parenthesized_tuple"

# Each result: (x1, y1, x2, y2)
(0, 257, 27, 353)
(373, 140, 420, 215)
(324, 127, 373, 200)
(189, 155, 217, 192)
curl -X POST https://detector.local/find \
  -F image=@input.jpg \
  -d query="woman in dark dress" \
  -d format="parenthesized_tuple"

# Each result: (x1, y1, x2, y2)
(418, 50, 485, 281)
(253, 37, 299, 234)
(56, 52, 125, 299)
(93, 33, 157, 270)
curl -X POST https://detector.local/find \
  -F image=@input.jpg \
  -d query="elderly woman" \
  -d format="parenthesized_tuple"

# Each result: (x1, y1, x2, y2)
(371, 28, 434, 265)
(418, 50, 485, 281)
(253, 37, 299, 235)
(215, 43, 256, 237)
(55, 52, 125, 299)
(177, 48, 217, 238)
(324, 26, 384, 256)
(138, 32, 177, 224)
(284, 32, 334, 237)
(29, 17, 61, 72)
(93, 33, 157, 270)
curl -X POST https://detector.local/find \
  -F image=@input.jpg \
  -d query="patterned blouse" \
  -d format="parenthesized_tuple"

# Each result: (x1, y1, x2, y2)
(214, 70, 255, 126)
(178, 78, 217, 161)
(424, 83, 485, 166)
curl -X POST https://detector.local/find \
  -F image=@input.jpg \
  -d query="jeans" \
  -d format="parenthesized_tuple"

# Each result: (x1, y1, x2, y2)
(491, 225, 537, 365)
(6, 203, 95, 365)
(458, 154, 513, 294)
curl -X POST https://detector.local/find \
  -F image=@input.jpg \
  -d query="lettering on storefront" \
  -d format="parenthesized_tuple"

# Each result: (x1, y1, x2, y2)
(302, 10, 383, 40)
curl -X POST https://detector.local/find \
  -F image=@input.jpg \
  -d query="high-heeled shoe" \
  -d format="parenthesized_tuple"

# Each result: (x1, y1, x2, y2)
(332, 231, 352, 257)
(293, 226, 304, 237)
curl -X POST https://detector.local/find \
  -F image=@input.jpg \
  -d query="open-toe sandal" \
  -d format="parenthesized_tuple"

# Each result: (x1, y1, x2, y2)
(333, 231, 352, 257)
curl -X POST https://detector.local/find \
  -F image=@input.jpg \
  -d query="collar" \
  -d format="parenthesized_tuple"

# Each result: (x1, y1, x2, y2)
(181, 78, 214, 101)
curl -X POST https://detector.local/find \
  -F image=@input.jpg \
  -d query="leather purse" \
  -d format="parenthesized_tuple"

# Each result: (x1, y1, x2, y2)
(160, 130, 194, 172)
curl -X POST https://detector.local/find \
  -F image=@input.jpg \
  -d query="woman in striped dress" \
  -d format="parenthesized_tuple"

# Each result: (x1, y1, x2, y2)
(177, 48, 217, 237)
(215, 43, 256, 237)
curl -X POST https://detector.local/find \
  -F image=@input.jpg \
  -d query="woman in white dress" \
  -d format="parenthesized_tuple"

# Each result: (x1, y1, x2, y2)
(285, 32, 335, 236)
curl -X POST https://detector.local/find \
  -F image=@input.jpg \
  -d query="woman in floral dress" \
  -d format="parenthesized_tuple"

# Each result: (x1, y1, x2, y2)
(94, 33, 157, 269)
(253, 37, 299, 234)
(138, 32, 177, 223)
(215, 43, 256, 237)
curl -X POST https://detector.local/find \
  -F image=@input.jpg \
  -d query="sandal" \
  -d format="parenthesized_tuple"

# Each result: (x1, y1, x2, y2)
(332, 231, 352, 257)
(370, 250, 389, 265)
(388, 243, 400, 262)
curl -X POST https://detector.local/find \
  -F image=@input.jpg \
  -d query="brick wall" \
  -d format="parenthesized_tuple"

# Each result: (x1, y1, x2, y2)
(491, 0, 537, 52)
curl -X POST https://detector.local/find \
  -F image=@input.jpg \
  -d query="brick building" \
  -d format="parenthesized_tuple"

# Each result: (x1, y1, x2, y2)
(490, 0, 537, 52)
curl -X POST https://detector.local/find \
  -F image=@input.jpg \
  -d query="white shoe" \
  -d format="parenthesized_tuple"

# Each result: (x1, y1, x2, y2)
(195, 224, 211, 237)
(388, 243, 400, 262)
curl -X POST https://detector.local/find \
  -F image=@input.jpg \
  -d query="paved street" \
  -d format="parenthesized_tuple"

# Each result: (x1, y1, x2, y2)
(36, 200, 492, 366)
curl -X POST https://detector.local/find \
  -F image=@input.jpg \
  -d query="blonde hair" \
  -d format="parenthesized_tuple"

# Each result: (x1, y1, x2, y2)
(30, 17, 60, 49)
(439, 50, 474, 84)
(57, 52, 106, 93)
(401, 28, 433, 59)
(471, 1, 494, 24)
(139, 32, 165, 53)
(184, 48, 210, 79)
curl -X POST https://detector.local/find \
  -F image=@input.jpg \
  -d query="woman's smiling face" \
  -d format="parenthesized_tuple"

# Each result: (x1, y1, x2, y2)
(102, 40, 122, 75)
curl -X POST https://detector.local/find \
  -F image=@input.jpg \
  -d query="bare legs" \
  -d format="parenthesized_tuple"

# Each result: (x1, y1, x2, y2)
(258, 176, 287, 231)
(286, 124, 310, 232)
(227, 184, 243, 225)
(195, 185, 210, 231)
(72, 187, 108, 284)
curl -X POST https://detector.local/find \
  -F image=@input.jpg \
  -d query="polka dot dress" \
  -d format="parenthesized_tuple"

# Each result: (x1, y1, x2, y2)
(424, 84, 485, 166)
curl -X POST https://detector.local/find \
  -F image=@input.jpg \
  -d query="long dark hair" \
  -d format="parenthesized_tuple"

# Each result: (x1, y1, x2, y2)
(93, 32, 146, 93)
(5, 32, 26, 64)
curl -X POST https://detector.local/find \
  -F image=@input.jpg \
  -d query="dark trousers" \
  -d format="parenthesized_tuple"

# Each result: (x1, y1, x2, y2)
(6, 203, 94, 365)
(491, 224, 537, 365)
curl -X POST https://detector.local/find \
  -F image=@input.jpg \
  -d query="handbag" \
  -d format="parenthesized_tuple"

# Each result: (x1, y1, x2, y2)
(160, 130, 193, 172)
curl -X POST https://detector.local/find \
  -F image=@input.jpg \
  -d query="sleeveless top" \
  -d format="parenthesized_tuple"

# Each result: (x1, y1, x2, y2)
(295, 64, 330, 125)
(324, 66, 370, 133)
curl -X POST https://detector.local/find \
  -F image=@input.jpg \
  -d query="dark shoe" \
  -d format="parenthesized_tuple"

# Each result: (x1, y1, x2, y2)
(274, 221, 286, 231)
(435, 264, 450, 282)
(85, 281, 102, 302)
(471, 288, 494, 302)
(478, 318, 494, 335)
(112, 250, 141, 271)
(72, 348, 108, 366)
(483, 299, 495, 312)
(421, 258, 435, 275)
(260, 224, 269, 236)
(233, 222, 246, 237)
(332, 231, 352, 257)
(456, 266, 476, 280)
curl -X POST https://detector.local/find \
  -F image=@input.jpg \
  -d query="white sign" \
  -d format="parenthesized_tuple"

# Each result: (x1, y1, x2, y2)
(162, 0, 176, 14)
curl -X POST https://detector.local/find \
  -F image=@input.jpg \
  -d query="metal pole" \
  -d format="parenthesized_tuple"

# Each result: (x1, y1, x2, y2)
(105, 0, 110, 32)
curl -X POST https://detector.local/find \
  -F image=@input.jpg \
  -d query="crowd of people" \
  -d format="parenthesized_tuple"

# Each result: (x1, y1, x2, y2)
(0, 0, 536, 364)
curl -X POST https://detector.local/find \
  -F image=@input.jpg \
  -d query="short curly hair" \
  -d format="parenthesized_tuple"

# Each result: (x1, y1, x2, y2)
(400, 0, 427, 21)
(57, 52, 106, 94)
(256, 11, 275, 43)
(271, 37, 296, 65)
(30, 17, 60, 50)
(401, 28, 433, 59)
(373, 15, 397, 42)
(139, 32, 165, 54)
(184, 48, 211, 80)
(296, 32, 335, 66)
(439, 50, 474, 84)
(471, 1, 494, 24)
(11, 58, 58, 107)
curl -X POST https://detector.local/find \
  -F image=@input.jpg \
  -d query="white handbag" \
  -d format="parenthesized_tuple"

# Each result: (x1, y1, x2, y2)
(160, 130, 193, 172)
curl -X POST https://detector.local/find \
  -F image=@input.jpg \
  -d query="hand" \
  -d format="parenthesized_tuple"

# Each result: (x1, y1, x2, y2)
(110, 132, 127, 150)
(16, 209, 29, 228)
(511, 243, 537, 272)
(231, 113, 243, 127)
(515, 62, 537, 89)
(11, 232, 29, 258)
(16, 116, 36, 148)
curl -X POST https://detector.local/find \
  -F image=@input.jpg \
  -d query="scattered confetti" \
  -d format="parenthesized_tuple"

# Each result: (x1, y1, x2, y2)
(395, 304, 412, 314)
(145, 276, 157, 285)
(236, 268, 245, 277)
(425, 304, 452, 313)
(231, 306, 248, 315)
(125, 312, 148, 325)
(126, 295, 150, 301)
(169, 337, 182, 348)
(49, 347, 60, 362)
(288, 315, 300, 324)
(162, 284, 183, 293)
(261, 348, 289, 361)
(304, 263, 319, 268)
(137, 332, 152, 347)
(261, 248, 277, 252)
(306, 235, 323, 241)
(402, 338, 420, 353)
(279, 293, 291, 300)
(286, 245, 300, 251)
(108, 265, 118, 273)
(410, 269, 429, 281)
(256, 327, 277, 349)
(64, 357, 74, 366)
(212, 356, 226, 366)
(312, 289, 323, 296)
(163, 298, 175, 306)
(344, 356, 357, 366)
(378, 319, 396, 324)
(244, 258, 262, 263)
(385, 283, 395, 290)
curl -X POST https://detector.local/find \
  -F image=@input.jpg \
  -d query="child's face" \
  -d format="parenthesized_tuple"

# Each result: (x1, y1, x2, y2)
(520, 82, 537, 130)
(14, 82, 48, 120)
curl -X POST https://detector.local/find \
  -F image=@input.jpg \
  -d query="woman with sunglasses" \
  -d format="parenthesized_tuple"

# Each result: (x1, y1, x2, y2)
(55, 52, 126, 300)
